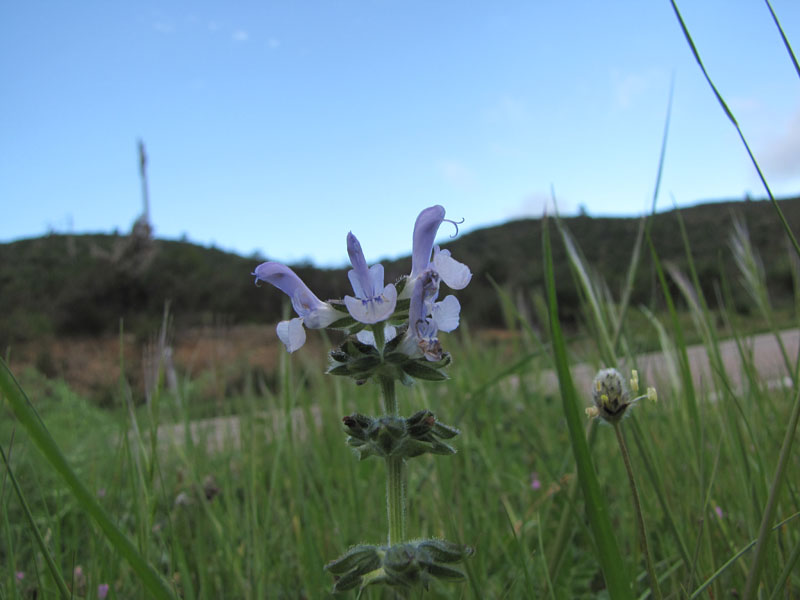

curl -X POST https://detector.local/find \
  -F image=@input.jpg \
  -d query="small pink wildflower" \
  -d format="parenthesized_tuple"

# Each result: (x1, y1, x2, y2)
(530, 472, 541, 490)
(16, 571, 24, 582)
(714, 505, 724, 519)
(98, 583, 110, 599)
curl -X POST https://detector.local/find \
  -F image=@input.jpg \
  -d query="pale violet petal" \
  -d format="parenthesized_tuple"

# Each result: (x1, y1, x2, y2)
(291, 288, 330, 320)
(347, 269, 366, 299)
(356, 329, 376, 346)
(433, 248, 471, 290)
(367, 263, 385, 297)
(347, 232, 370, 276)
(356, 325, 397, 346)
(302, 303, 340, 329)
(409, 270, 441, 321)
(432, 295, 461, 332)
(415, 318, 443, 361)
(347, 232, 376, 298)
(344, 283, 398, 324)
(397, 330, 423, 358)
(411, 205, 446, 279)
(384, 324, 398, 342)
(255, 263, 329, 319)
(276, 318, 306, 352)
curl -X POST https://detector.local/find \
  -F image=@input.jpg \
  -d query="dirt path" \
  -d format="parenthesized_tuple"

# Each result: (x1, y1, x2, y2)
(545, 328, 800, 398)
(154, 328, 800, 451)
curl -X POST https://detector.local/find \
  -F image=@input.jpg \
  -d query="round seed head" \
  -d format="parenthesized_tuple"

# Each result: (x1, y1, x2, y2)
(591, 368, 631, 423)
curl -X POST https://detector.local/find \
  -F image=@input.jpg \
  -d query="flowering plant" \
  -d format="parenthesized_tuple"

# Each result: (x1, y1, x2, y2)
(253, 205, 473, 594)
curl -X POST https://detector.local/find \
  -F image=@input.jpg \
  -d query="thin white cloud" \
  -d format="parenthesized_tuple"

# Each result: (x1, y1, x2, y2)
(610, 68, 666, 110)
(439, 160, 475, 188)
(153, 21, 174, 34)
(232, 29, 249, 42)
(268, 38, 281, 49)
(611, 71, 647, 109)
(511, 191, 572, 218)
(761, 106, 800, 180)
(729, 96, 761, 114)
(484, 95, 530, 125)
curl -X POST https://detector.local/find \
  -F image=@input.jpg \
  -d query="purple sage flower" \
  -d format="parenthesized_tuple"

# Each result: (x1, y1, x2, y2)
(16, 572, 24, 582)
(253, 262, 340, 352)
(398, 271, 461, 361)
(530, 472, 541, 490)
(714, 505, 724, 519)
(407, 205, 471, 296)
(343, 232, 397, 324)
(98, 583, 110, 599)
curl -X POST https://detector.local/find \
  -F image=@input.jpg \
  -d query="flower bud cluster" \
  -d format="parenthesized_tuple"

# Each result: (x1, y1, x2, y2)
(325, 539, 473, 593)
(342, 410, 460, 460)
(327, 335, 452, 386)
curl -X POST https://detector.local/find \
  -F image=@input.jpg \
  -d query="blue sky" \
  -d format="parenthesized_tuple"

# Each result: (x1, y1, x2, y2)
(2, 1, 800, 267)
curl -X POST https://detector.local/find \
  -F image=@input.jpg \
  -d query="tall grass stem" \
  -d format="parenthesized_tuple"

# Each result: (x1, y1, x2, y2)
(670, 0, 800, 262)
(742, 384, 800, 599)
(0, 440, 70, 599)
(543, 218, 633, 600)
(614, 422, 663, 600)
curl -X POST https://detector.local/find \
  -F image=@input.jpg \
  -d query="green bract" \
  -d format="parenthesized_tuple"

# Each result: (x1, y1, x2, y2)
(342, 410, 460, 460)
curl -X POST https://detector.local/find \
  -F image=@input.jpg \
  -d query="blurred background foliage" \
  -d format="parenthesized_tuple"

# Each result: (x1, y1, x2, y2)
(3, 196, 799, 346)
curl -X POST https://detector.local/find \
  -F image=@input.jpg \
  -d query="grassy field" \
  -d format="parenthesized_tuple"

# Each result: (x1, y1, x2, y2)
(2, 205, 800, 598)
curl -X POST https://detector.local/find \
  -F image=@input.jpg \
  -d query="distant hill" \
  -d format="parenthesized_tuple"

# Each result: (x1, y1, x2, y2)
(2, 196, 800, 346)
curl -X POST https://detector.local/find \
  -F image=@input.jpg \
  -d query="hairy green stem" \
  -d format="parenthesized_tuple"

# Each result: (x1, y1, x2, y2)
(386, 456, 407, 545)
(381, 375, 397, 416)
(381, 377, 406, 544)
(614, 423, 663, 600)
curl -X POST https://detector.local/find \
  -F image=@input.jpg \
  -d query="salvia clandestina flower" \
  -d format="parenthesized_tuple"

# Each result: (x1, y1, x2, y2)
(344, 232, 398, 324)
(398, 270, 461, 361)
(252, 262, 340, 352)
(406, 205, 472, 297)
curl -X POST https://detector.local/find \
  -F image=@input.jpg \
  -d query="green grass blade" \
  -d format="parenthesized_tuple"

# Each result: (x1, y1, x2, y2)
(742, 384, 800, 599)
(612, 77, 674, 352)
(536, 511, 557, 600)
(557, 220, 615, 364)
(501, 499, 535, 594)
(645, 232, 701, 451)
(0, 358, 176, 600)
(543, 217, 633, 600)
(764, 0, 800, 80)
(628, 419, 692, 572)
(690, 511, 800, 600)
(546, 421, 598, 584)
(0, 441, 70, 599)
(669, 0, 800, 261)
(768, 530, 800, 600)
